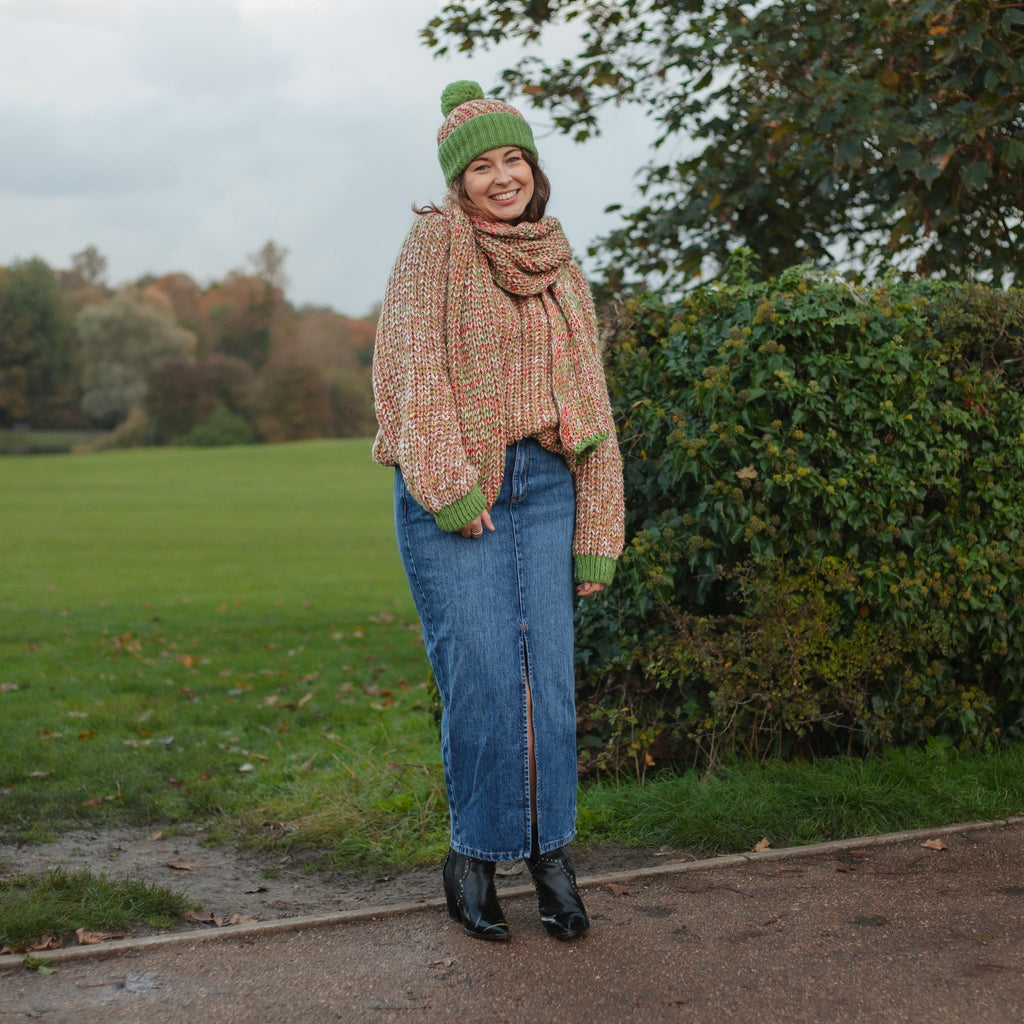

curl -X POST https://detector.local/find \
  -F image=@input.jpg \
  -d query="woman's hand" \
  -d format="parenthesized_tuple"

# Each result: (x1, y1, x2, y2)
(576, 581, 605, 597)
(460, 510, 495, 539)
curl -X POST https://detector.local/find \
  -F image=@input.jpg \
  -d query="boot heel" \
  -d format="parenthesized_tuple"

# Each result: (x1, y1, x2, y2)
(444, 881, 460, 921)
(441, 849, 510, 941)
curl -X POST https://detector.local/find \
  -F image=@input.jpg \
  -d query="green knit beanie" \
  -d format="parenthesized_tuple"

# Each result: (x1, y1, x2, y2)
(436, 80, 538, 186)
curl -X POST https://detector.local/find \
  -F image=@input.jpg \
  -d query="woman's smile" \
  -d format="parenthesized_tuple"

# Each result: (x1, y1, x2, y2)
(463, 146, 535, 221)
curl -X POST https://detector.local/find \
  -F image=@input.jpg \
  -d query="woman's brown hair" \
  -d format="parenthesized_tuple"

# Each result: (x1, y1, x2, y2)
(415, 148, 551, 223)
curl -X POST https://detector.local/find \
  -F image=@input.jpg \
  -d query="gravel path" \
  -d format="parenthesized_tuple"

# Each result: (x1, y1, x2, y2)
(3, 818, 1022, 1023)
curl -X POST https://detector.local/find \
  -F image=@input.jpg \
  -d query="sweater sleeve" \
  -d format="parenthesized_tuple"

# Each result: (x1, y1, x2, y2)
(371, 214, 485, 531)
(570, 429, 625, 585)
(566, 269, 625, 585)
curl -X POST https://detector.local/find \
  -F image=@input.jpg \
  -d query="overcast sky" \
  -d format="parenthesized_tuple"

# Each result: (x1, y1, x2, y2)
(0, 0, 658, 317)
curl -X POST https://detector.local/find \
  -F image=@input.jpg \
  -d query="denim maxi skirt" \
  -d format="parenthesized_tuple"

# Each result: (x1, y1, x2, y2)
(394, 439, 578, 861)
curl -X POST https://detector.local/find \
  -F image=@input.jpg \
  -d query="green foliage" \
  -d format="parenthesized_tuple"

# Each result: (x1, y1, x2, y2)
(424, 0, 1024, 289)
(179, 405, 256, 447)
(575, 263, 1024, 771)
(0, 259, 76, 426)
(77, 289, 196, 426)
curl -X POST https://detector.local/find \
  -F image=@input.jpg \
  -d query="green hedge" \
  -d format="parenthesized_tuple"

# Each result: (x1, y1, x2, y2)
(576, 258, 1024, 774)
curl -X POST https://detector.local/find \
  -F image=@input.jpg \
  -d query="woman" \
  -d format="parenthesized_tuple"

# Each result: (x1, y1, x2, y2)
(372, 80, 624, 942)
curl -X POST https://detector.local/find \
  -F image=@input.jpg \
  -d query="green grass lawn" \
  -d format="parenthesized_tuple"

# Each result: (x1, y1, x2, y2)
(0, 440, 448, 866)
(2, 439, 1022, 881)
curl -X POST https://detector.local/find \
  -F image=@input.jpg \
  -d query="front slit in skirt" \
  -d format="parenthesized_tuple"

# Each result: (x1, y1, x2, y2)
(394, 438, 578, 861)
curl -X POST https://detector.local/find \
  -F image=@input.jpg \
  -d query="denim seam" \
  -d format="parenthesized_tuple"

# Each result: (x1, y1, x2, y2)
(510, 441, 533, 858)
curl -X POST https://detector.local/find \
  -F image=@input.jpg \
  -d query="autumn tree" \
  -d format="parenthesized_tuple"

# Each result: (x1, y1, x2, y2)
(147, 273, 216, 354)
(206, 268, 294, 370)
(77, 289, 196, 426)
(255, 344, 333, 442)
(249, 239, 289, 294)
(69, 245, 108, 289)
(145, 353, 255, 443)
(423, 0, 1024, 289)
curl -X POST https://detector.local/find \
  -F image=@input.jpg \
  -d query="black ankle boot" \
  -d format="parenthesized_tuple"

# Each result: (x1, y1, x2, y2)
(526, 847, 590, 940)
(442, 850, 510, 941)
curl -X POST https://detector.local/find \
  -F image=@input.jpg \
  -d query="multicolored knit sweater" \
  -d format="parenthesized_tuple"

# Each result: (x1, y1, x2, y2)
(371, 199, 624, 585)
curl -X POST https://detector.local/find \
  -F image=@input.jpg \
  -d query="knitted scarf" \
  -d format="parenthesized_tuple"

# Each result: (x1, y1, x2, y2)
(451, 199, 612, 462)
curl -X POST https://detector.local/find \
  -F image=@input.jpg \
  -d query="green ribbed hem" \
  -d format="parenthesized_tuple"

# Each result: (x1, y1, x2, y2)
(434, 486, 487, 532)
(574, 554, 617, 586)
(573, 431, 609, 461)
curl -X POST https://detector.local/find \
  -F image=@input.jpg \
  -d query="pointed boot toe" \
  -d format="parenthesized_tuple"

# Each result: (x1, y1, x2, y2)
(527, 847, 590, 940)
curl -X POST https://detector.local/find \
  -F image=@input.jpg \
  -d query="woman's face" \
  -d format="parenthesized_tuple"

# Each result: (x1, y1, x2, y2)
(461, 146, 535, 221)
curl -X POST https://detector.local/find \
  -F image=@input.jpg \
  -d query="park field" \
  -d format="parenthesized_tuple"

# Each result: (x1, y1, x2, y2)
(0, 440, 448, 866)
(2, 440, 1022, 874)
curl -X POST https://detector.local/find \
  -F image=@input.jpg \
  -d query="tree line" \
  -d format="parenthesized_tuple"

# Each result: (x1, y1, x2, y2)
(0, 242, 377, 447)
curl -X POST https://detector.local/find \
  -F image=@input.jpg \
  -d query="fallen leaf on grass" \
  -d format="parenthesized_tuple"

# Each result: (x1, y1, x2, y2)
(75, 929, 127, 946)
(752, 838, 771, 853)
(921, 839, 948, 851)
(237, 763, 255, 773)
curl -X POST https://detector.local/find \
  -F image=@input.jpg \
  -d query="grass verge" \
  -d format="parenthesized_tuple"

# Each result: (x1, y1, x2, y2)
(577, 740, 1024, 856)
(0, 868, 194, 952)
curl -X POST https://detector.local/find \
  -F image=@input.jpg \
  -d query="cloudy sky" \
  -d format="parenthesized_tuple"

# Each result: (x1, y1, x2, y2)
(0, 0, 658, 317)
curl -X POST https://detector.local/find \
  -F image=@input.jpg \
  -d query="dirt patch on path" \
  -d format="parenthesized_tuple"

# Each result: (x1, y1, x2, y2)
(0, 827, 677, 941)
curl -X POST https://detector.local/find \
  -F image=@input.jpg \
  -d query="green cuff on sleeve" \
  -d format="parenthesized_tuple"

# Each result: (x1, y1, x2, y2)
(574, 554, 617, 586)
(434, 486, 487, 532)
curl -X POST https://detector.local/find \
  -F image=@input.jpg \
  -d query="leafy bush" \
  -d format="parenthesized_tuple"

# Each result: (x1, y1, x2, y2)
(576, 258, 1024, 774)
(146, 354, 256, 444)
(179, 405, 256, 447)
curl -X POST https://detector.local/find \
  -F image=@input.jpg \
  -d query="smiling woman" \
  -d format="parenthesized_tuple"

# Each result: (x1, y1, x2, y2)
(370, 79, 624, 944)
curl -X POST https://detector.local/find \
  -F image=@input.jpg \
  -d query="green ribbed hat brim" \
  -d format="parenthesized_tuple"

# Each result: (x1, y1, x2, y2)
(438, 111, 538, 186)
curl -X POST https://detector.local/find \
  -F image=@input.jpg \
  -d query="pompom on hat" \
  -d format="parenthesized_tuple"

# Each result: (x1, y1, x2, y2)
(437, 80, 538, 186)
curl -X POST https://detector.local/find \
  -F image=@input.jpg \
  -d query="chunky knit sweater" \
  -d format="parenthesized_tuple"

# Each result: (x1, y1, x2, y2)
(371, 200, 624, 585)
